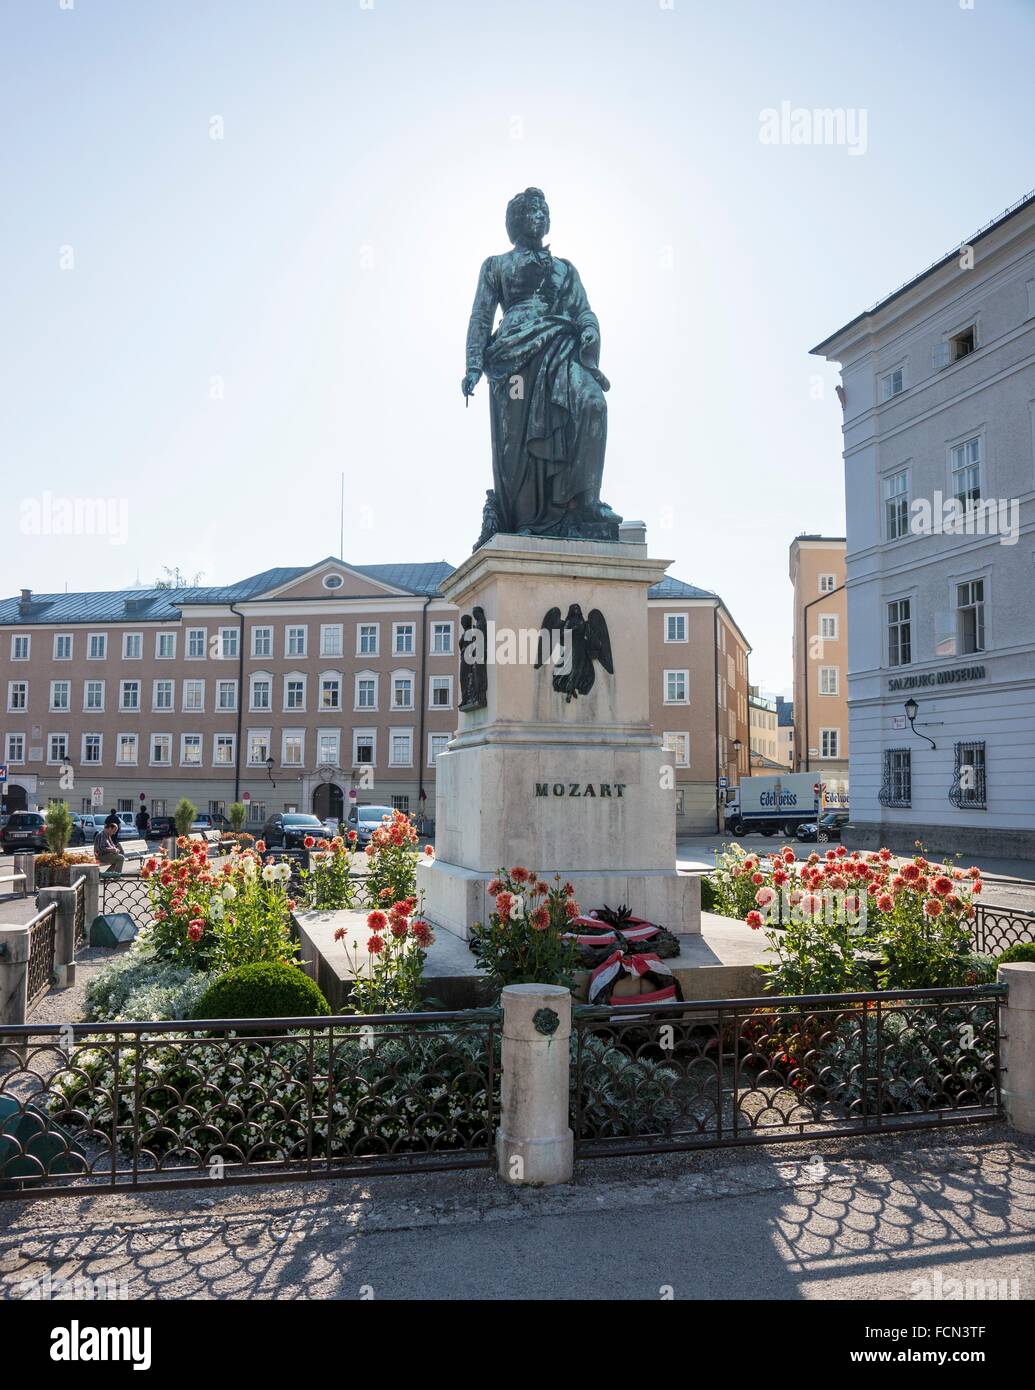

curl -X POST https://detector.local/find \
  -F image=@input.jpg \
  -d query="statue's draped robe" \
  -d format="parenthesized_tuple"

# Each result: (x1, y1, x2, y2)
(466, 248, 607, 536)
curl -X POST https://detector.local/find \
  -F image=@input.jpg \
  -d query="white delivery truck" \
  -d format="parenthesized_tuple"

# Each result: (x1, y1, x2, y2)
(723, 773, 820, 838)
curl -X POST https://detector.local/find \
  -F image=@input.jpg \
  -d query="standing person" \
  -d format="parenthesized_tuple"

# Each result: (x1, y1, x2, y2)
(135, 803, 150, 839)
(94, 814, 125, 876)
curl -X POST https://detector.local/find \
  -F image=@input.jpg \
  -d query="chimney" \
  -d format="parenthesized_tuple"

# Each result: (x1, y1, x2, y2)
(19, 588, 32, 604)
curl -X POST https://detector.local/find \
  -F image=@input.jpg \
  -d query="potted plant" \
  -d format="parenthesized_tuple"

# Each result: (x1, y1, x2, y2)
(35, 801, 75, 887)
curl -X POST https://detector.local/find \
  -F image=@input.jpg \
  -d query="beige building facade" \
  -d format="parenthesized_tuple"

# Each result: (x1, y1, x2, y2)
(789, 535, 850, 810)
(2, 557, 750, 835)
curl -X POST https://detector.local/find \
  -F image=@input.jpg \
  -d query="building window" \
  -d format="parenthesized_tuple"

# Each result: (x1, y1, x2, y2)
(88, 633, 107, 660)
(284, 676, 306, 711)
(357, 623, 379, 657)
(218, 627, 239, 659)
(319, 676, 341, 711)
(11, 635, 30, 661)
(664, 670, 688, 703)
(281, 731, 304, 767)
(431, 622, 453, 654)
(956, 579, 985, 654)
(247, 731, 271, 766)
(391, 795, 411, 814)
(54, 634, 72, 661)
(662, 732, 690, 767)
(393, 623, 415, 656)
(153, 679, 174, 711)
(323, 573, 344, 591)
(186, 628, 206, 659)
(123, 632, 142, 659)
(50, 680, 70, 712)
(150, 734, 172, 766)
(155, 632, 176, 659)
(213, 734, 235, 767)
(116, 733, 138, 766)
(180, 734, 202, 767)
(389, 729, 413, 766)
(818, 614, 839, 641)
(883, 470, 909, 541)
(6, 733, 25, 763)
(879, 748, 912, 808)
(949, 741, 987, 811)
(818, 667, 839, 696)
(392, 675, 414, 709)
(48, 733, 68, 763)
(85, 679, 104, 712)
(664, 613, 687, 643)
(217, 679, 238, 711)
(428, 732, 449, 766)
(183, 679, 204, 712)
(818, 573, 837, 594)
(949, 325, 976, 362)
(7, 681, 27, 711)
(355, 674, 377, 710)
(82, 733, 102, 765)
(248, 800, 266, 823)
(353, 730, 375, 766)
(429, 675, 452, 708)
(820, 728, 840, 759)
(880, 367, 904, 401)
(950, 437, 981, 509)
(249, 675, 271, 711)
(887, 599, 912, 667)
(119, 680, 141, 712)
(252, 626, 272, 658)
(286, 626, 307, 658)
(320, 624, 343, 658)
(317, 731, 340, 766)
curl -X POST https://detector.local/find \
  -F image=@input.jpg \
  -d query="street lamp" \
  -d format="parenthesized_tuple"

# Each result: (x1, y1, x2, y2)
(904, 698, 936, 750)
(732, 737, 742, 774)
(265, 756, 277, 789)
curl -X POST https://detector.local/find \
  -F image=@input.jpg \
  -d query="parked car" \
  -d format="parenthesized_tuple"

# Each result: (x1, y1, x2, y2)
(191, 812, 231, 834)
(148, 814, 177, 839)
(346, 804, 397, 848)
(261, 812, 327, 851)
(1, 811, 48, 853)
(796, 811, 850, 844)
(320, 817, 342, 839)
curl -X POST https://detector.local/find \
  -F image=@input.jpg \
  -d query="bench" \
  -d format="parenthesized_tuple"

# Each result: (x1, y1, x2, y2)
(0, 871, 27, 898)
(117, 837, 149, 860)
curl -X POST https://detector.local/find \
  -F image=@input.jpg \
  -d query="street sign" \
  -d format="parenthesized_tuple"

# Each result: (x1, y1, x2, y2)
(718, 776, 728, 789)
(242, 791, 251, 802)
(891, 715, 907, 730)
(0, 763, 7, 783)
(91, 785, 103, 808)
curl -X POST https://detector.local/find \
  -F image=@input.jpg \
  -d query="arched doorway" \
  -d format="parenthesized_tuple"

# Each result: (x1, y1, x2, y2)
(3, 783, 28, 814)
(312, 782, 344, 824)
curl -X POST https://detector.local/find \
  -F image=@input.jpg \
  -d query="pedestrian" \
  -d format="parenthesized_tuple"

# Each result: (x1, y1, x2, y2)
(94, 814, 125, 876)
(135, 803, 151, 839)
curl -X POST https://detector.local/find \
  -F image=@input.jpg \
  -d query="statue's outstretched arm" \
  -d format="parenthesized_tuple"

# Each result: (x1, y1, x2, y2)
(465, 257, 500, 372)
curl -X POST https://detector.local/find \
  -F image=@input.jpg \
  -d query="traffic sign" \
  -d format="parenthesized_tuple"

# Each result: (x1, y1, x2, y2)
(91, 785, 104, 808)
(242, 791, 251, 802)
(718, 776, 728, 789)
(0, 763, 7, 783)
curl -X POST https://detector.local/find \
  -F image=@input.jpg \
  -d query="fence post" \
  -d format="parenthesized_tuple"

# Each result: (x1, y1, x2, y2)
(12, 852, 34, 895)
(496, 983, 573, 1186)
(76, 864, 100, 930)
(0, 924, 30, 1027)
(37, 886, 77, 989)
(999, 962, 1035, 1135)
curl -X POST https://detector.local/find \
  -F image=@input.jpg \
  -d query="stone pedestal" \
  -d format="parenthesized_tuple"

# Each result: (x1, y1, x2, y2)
(419, 533, 700, 938)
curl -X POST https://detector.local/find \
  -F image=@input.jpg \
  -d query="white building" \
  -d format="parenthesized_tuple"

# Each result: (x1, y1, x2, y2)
(812, 190, 1035, 860)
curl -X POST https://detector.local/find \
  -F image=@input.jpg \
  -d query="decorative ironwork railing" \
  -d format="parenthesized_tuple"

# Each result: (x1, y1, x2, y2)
(99, 874, 155, 930)
(0, 1009, 499, 1199)
(25, 904, 58, 1012)
(572, 986, 1002, 1157)
(973, 903, 1035, 956)
(72, 874, 87, 949)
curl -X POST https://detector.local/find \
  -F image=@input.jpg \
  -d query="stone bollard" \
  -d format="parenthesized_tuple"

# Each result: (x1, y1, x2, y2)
(999, 962, 1035, 1134)
(0, 925, 30, 1028)
(37, 886, 77, 989)
(496, 983, 573, 1186)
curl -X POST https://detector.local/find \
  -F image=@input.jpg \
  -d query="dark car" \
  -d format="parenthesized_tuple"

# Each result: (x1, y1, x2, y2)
(1, 811, 48, 853)
(346, 804, 397, 847)
(261, 812, 327, 851)
(148, 815, 177, 839)
(796, 811, 850, 844)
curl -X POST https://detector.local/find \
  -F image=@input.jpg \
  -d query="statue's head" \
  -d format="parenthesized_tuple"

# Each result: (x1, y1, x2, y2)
(506, 188, 549, 245)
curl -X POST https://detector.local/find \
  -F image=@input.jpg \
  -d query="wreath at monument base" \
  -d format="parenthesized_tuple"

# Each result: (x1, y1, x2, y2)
(586, 950, 683, 1006)
(562, 904, 682, 969)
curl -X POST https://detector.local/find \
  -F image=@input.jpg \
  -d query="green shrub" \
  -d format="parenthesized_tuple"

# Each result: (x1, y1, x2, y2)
(44, 800, 74, 856)
(192, 961, 329, 1019)
(173, 798, 198, 837)
(995, 942, 1035, 966)
(700, 876, 717, 912)
(228, 802, 247, 833)
(84, 950, 216, 1023)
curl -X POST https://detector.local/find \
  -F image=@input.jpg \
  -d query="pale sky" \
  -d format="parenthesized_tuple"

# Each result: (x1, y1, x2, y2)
(3, 0, 1034, 694)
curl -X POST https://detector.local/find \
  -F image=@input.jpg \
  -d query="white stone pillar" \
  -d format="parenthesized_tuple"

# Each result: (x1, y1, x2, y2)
(999, 962, 1035, 1135)
(496, 983, 573, 1186)
(37, 886, 76, 989)
(0, 925, 29, 1029)
(12, 852, 34, 894)
(76, 864, 100, 930)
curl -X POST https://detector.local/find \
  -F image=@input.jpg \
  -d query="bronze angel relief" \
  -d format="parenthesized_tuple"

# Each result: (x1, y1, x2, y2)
(536, 604, 614, 702)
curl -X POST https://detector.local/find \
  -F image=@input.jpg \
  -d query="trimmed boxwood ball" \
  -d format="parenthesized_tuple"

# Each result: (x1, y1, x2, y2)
(192, 962, 330, 1019)
(995, 942, 1035, 966)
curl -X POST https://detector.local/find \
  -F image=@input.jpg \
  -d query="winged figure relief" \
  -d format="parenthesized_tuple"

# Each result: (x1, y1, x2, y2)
(535, 604, 614, 701)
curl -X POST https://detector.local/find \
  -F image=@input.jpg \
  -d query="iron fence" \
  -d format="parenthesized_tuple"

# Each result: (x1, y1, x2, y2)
(25, 904, 58, 1012)
(0, 1008, 499, 1199)
(72, 874, 87, 949)
(973, 903, 1035, 956)
(99, 873, 155, 930)
(573, 985, 1003, 1158)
